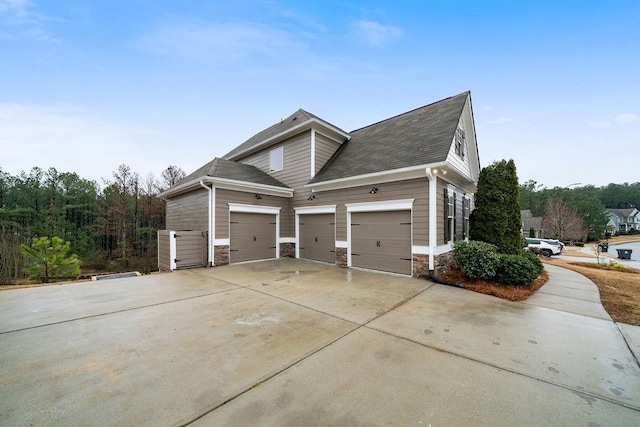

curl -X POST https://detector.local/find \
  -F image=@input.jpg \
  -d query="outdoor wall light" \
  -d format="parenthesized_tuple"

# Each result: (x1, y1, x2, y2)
(255, 194, 262, 199)
(369, 187, 379, 194)
(307, 195, 315, 201)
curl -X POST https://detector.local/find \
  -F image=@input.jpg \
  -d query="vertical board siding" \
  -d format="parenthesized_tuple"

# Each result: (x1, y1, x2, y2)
(158, 230, 171, 271)
(166, 188, 208, 231)
(215, 188, 291, 238)
(315, 133, 341, 174)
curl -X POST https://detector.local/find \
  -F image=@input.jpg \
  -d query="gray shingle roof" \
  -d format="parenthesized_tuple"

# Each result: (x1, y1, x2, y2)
(178, 157, 289, 188)
(223, 109, 319, 160)
(310, 92, 469, 184)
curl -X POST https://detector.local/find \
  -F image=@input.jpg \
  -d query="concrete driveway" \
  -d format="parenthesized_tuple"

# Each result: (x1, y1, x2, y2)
(1, 259, 639, 426)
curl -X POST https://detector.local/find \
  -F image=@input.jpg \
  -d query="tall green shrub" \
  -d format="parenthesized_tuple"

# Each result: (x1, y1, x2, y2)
(469, 159, 522, 254)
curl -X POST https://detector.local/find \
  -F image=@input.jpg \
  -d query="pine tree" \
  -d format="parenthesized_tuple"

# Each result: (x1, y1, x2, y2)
(21, 236, 81, 283)
(469, 159, 522, 254)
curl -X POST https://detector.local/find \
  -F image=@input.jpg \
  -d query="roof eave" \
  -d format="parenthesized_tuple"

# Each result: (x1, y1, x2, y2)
(157, 177, 294, 199)
(225, 118, 350, 161)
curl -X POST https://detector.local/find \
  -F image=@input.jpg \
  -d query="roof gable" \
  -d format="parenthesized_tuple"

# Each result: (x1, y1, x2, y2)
(178, 157, 289, 188)
(223, 109, 349, 161)
(309, 92, 470, 184)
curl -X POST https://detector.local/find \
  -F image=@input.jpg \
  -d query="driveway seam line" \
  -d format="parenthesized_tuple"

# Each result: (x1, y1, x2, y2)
(0, 287, 243, 335)
(614, 322, 640, 368)
(365, 325, 640, 413)
(180, 277, 436, 424)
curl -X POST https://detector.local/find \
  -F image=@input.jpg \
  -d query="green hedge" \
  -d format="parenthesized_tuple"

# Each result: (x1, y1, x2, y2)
(454, 240, 543, 286)
(453, 241, 499, 279)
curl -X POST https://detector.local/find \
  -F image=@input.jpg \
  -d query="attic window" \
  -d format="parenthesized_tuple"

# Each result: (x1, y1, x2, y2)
(455, 128, 466, 160)
(270, 146, 284, 172)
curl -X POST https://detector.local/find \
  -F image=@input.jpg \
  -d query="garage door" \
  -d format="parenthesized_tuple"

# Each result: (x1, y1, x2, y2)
(230, 212, 277, 263)
(299, 213, 335, 263)
(351, 210, 412, 275)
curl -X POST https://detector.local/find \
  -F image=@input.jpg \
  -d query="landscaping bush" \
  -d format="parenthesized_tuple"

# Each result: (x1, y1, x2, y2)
(453, 240, 499, 279)
(495, 254, 541, 286)
(521, 251, 544, 275)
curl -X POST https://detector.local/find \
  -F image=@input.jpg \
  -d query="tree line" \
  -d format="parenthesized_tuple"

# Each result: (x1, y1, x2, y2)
(0, 164, 185, 284)
(519, 181, 640, 241)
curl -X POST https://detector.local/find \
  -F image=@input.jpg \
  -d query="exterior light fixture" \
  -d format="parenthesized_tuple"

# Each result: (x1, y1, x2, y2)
(307, 195, 315, 201)
(369, 187, 379, 194)
(255, 194, 262, 199)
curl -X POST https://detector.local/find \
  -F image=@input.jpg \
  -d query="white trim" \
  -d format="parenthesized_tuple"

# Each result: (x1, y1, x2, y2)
(294, 205, 337, 214)
(169, 231, 177, 271)
(158, 176, 294, 199)
(310, 129, 316, 178)
(412, 245, 429, 255)
(346, 199, 414, 213)
(294, 206, 337, 258)
(228, 203, 281, 215)
(228, 203, 281, 260)
(225, 118, 351, 161)
(346, 200, 414, 272)
(426, 168, 437, 270)
(199, 181, 214, 267)
(434, 243, 453, 255)
(269, 146, 284, 173)
(335, 240, 348, 248)
(307, 162, 446, 193)
(279, 237, 296, 244)
(214, 238, 230, 246)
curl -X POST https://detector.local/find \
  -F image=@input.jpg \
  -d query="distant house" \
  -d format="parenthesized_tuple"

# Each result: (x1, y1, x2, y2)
(157, 92, 481, 277)
(607, 208, 640, 233)
(521, 210, 543, 237)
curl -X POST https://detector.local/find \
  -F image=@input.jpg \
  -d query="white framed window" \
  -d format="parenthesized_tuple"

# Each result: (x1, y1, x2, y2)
(269, 146, 284, 173)
(454, 127, 466, 160)
(463, 194, 471, 240)
(445, 187, 455, 243)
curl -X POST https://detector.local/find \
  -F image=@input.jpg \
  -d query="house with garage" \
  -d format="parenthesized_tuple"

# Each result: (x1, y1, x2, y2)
(157, 91, 480, 277)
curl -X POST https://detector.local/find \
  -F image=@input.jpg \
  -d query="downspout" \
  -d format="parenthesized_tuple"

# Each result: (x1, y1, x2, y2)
(199, 181, 214, 267)
(425, 168, 463, 288)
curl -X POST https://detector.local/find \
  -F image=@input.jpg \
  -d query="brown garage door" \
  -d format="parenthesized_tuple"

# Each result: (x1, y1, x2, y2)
(230, 212, 277, 263)
(351, 210, 412, 275)
(299, 213, 335, 263)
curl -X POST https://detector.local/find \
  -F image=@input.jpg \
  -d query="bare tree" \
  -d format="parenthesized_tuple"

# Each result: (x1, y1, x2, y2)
(160, 165, 186, 190)
(541, 198, 588, 241)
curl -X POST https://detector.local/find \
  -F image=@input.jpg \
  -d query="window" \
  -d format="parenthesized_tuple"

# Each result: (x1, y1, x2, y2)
(463, 195, 471, 239)
(454, 127, 466, 160)
(445, 188, 455, 243)
(269, 146, 283, 172)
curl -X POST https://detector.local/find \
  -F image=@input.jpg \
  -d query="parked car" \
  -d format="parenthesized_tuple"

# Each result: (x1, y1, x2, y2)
(541, 239, 565, 251)
(525, 238, 562, 257)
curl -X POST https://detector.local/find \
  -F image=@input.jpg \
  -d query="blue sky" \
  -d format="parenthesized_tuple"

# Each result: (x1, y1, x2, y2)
(1, 0, 638, 188)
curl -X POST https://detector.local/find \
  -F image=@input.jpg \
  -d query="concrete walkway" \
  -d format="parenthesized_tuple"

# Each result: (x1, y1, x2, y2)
(1, 259, 639, 426)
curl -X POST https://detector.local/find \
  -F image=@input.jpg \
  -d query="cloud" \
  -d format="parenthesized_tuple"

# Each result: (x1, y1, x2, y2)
(0, 103, 172, 183)
(489, 117, 514, 125)
(0, 0, 58, 41)
(614, 113, 639, 123)
(349, 20, 403, 47)
(136, 22, 306, 61)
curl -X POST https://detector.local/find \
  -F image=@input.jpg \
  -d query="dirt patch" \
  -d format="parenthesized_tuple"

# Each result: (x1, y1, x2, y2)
(440, 269, 549, 302)
(543, 258, 640, 326)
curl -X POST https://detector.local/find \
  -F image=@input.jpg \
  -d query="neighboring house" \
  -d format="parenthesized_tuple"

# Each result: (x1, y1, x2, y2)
(157, 92, 480, 277)
(607, 208, 640, 233)
(521, 210, 543, 237)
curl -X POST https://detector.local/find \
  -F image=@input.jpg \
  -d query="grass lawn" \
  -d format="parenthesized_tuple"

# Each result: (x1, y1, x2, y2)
(542, 257, 640, 326)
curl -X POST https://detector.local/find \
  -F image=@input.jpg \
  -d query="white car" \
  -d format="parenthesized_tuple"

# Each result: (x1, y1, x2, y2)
(525, 238, 562, 257)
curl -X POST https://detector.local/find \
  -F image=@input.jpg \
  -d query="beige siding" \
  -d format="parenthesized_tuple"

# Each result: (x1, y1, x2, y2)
(315, 133, 341, 174)
(239, 132, 312, 191)
(158, 230, 171, 271)
(166, 189, 208, 231)
(215, 188, 292, 238)
(295, 178, 429, 245)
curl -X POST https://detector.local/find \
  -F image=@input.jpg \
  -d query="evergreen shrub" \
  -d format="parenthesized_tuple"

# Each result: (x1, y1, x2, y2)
(495, 254, 541, 286)
(453, 240, 499, 279)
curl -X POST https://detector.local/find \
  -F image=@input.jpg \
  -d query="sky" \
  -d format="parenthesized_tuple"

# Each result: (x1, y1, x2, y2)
(1, 0, 638, 189)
